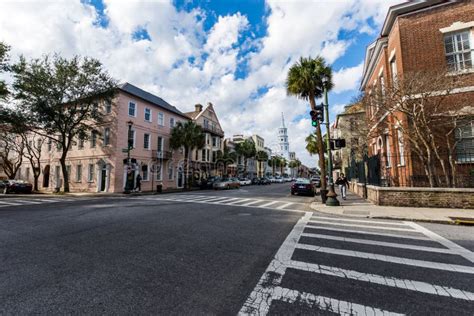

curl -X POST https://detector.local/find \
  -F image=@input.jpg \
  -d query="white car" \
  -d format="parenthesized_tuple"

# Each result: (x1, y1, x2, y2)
(275, 177, 284, 183)
(239, 178, 252, 186)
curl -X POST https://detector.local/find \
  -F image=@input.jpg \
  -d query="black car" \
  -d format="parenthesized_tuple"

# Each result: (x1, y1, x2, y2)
(1, 180, 33, 194)
(291, 178, 315, 196)
(251, 178, 260, 185)
(200, 176, 221, 189)
(257, 177, 271, 185)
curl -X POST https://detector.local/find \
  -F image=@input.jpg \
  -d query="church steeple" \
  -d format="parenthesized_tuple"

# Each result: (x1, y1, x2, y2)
(277, 113, 290, 158)
(280, 112, 286, 128)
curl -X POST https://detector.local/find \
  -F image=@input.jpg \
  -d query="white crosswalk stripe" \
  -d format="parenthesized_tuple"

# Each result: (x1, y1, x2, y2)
(241, 210, 474, 315)
(0, 197, 90, 208)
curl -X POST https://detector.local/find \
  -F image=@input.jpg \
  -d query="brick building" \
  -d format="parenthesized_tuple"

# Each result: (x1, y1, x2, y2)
(360, 0, 474, 187)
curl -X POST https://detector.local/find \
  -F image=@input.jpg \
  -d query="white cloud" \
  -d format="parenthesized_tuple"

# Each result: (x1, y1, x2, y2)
(0, 0, 404, 168)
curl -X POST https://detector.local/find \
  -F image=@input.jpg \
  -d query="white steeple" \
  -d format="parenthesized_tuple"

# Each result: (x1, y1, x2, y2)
(280, 112, 286, 128)
(277, 112, 290, 159)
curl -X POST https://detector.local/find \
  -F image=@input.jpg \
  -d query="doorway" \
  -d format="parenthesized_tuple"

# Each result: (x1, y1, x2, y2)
(43, 165, 50, 187)
(177, 166, 184, 189)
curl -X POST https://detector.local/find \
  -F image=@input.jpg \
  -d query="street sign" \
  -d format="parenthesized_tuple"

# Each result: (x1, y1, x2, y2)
(122, 148, 129, 153)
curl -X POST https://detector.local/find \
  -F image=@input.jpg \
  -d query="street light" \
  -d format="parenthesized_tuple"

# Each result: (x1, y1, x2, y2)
(124, 120, 134, 193)
(322, 74, 340, 206)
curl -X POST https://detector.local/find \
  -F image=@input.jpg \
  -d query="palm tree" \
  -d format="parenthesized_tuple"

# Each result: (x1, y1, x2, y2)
(279, 157, 287, 175)
(235, 139, 256, 177)
(286, 56, 333, 189)
(256, 150, 269, 177)
(289, 159, 302, 177)
(268, 156, 280, 177)
(169, 121, 205, 189)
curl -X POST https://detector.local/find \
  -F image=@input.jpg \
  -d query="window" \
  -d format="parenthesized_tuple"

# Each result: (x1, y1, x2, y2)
(105, 100, 112, 114)
(76, 164, 82, 182)
(212, 151, 216, 163)
(88, 164, 94, 182)
(397, 129, 405, 166)
(206, 134, 210, 145)
(142, 164, 149, 181)
(156, 164, 162, 181)
(57, 135, 63, 151)
(91, 131, 97, 148)
(158, 112, 164, 126)
(195, 149, 199, 160)
(169, 117, 175, 128)
(379, 75, 385, 97)
(103, 127, 110, 146)
(384, 134, 391, 167)
(212, 137, 217, 147)
(390, 59, 398, 88)
(455, 121, 474, 163)
(36, 139, 42, 151)
(78, 136, 84, 149)
(203, 119, 209, 128)
(48, 139, 52, 151)
(26, 167, 30, 180)
(144, 133, 150, 150)
(128, 129, 136, 148)
(206, 149, 210, 162)
(66, 165, 71, 178)
(168, 162, 174, 180)
(201, 149, 206, 161)
(444, 31, 472, 72)
(157, 137, 163, 152)
(128, 101, 136, 117)
(144, 108, 152, 122)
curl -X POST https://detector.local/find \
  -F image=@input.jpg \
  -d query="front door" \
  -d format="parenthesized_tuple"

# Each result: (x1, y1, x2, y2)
(43, 165, 50, 188)
(100, 166, 107, 192)
(177, 167, 184, 188)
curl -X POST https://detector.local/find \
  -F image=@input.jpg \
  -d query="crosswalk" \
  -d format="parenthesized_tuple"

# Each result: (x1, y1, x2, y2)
(240, 212, 474, 315)
(132, 194, 308, 212)
(0, 197, 86, 208)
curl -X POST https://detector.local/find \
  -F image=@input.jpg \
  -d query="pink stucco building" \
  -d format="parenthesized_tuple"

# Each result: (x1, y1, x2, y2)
(17, 83, 190, 193)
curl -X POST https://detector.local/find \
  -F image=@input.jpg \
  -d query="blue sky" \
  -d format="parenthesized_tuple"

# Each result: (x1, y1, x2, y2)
(0, 0, 402, 167)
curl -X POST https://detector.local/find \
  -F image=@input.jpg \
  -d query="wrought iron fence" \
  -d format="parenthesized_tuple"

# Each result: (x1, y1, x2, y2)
(345, 151, 474, 188)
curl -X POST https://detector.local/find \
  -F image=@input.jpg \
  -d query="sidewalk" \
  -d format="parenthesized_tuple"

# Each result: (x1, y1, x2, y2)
(310, 190, 474, 224)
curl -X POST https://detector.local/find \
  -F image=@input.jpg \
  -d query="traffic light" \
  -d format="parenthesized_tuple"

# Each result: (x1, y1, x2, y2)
(310, 110, 318, 127)
(309, 105, 324, 127)
(335, 138, 346, 148)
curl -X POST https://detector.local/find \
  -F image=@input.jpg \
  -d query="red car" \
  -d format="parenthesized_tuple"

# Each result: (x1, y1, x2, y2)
(1, 180, 33, 194)
(291, 178, 315, 196)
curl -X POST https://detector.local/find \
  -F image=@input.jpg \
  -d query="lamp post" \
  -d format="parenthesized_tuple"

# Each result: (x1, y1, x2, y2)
(124, 120, 134, 193)
(322, 75, 340, 206)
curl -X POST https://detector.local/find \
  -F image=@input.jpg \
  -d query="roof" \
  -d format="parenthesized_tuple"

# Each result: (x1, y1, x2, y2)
(118, 82, 188, 119)
(185, 110, 201, 119)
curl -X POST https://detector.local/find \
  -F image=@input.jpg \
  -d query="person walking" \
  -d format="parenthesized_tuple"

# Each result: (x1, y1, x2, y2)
(135, 173, 142, 192)
(335, 173, 349, 200)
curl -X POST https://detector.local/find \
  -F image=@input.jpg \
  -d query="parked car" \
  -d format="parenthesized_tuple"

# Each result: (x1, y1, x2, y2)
(257, 177, 271, 185)
(291, 178, 315, 196)
(311, 176, 321, 188)
(1, 180, 33, 194)
(251, 178, 260, 185)
(213, 178, 240, 190)
(274, 176, 284, 183)
(239, 178, 252, 186)
(283, 177, 292, 182)
(200, 176, 221, 189)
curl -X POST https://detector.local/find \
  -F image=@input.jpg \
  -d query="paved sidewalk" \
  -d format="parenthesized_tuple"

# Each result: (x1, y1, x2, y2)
(311, 190, 474, 224)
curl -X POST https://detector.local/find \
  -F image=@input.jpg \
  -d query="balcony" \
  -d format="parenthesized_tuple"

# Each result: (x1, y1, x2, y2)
(201, 124, 224, 137)
(152, 150, 172, 160)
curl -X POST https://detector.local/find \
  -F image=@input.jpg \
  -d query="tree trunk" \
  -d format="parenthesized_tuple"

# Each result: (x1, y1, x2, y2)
(60, 156, 69, 192)
(243, 157, 247, 177)
(184, 147, 189, 190)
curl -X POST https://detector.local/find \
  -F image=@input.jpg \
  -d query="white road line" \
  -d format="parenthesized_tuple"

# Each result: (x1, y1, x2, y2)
(240, 200, 264, 206)
(193, 196, 227, 202)
(277, 202, 293, 209)
(226, 198, 251, 205)
(180, 196, 215, 201)
(308, 220, 418, 232)
(0, 200, 22, 205)
(286, 260, 474, 301)
(205, 197, 234, 202)
(265, 286, 405, 316)
(9, 199, 41, 204)
(407, 221, 474, 264)
(294, 244, 474, 274)
(217, 197, 241, 204)
(305, 225, 431, 241)
(239, 212, 313, 315)
(259, 201, 279, 208)
(300, 232, 452, 254)
(311, 215, 407, 226)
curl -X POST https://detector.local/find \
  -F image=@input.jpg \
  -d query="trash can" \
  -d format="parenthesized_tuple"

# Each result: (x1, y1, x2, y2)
(156, 184, 162, 193)
(320, 189, 328, 203)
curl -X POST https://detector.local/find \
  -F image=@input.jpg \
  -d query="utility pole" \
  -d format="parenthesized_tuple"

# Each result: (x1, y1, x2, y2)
(322, 76, 340, 206)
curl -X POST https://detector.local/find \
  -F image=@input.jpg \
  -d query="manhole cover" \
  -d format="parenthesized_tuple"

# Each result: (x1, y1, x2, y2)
(343, 210, 370, 215)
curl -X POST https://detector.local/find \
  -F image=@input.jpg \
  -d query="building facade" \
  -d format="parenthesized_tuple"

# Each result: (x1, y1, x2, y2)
(360, 0, 474, 187)
(16, 83, 189, 192)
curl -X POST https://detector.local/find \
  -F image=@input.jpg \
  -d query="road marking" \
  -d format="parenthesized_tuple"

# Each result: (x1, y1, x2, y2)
(294, 244, 474, 274)
(311, 215, 407, 226)
(0, 200, 22, 205)
(277, 202, 293, 209)
(217, 197, 241, 204)
(286, 260, 474, 301)
(308, 220, 418, 232)
(239, 212, 313, 315)
(8, 199, 41, 204)
(407, 221, 474, 264)
(253, 286, 405, 316)
(226, 198, 251, 205)
(259, 201, 279, 208)
(300, 232, 452, 253)
(201, 197, 232, 202)
(305, 225, 431, 241)
(240, 200, 264, 206)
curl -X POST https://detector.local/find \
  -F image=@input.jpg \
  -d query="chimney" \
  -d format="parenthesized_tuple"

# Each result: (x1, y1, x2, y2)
(195, 104, 203, 112)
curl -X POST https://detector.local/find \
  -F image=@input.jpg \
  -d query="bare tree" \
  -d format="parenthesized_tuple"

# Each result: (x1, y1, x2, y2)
(0, 129, 24, 180)
(21, 132, 45, 191)
(364, 69, 472, 187)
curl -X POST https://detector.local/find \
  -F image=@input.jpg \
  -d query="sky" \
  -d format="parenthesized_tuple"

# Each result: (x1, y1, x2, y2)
(0, 0, 403, 167)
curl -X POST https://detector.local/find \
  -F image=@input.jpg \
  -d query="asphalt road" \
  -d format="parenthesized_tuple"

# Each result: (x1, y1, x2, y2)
(1, 183, 473, 315)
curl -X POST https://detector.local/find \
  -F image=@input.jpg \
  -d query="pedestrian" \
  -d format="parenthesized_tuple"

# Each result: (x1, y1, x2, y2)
(135, 173, 142, 192)
(335, 173, 349, 200)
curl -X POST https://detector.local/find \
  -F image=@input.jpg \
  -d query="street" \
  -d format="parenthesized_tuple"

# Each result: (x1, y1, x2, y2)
(1, 184, 473, 315)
